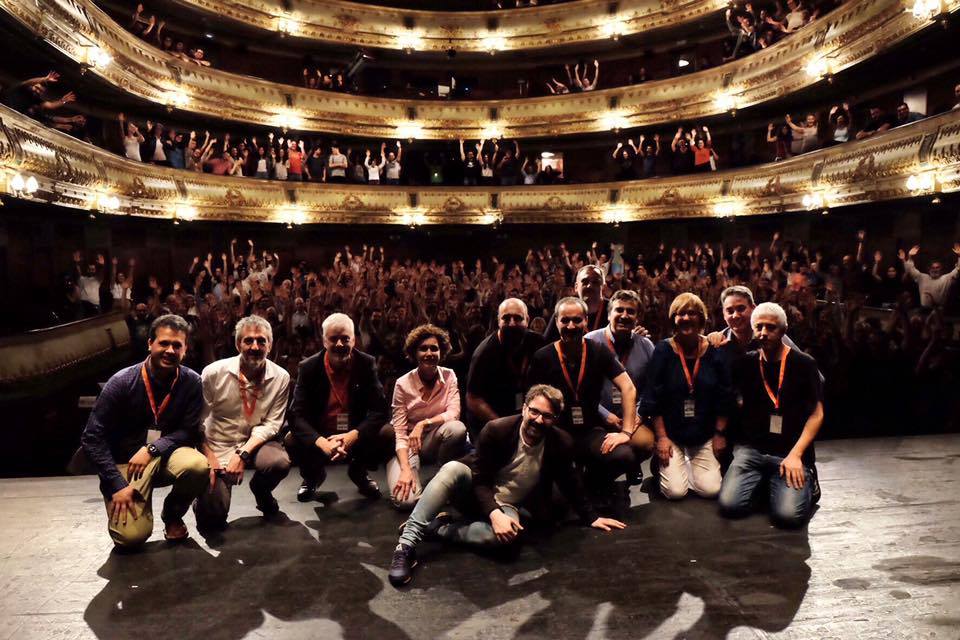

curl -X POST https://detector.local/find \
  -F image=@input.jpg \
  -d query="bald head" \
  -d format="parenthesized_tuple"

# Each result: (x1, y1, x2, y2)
(499, 297, 529, 343)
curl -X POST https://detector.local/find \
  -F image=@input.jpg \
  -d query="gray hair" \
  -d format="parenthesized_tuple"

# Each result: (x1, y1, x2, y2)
(498, 297, 529, 320)
(555, 296, 588, 317)
(525, 384, 565, 415)
(751, 302, 788, 330)
(720, 285, 755, 307)
(234, 315, 273, 344)
(321, 312, 355, 336)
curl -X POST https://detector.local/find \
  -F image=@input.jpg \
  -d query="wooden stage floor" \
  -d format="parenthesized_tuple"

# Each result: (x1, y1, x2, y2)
(0, 434, 958, 639)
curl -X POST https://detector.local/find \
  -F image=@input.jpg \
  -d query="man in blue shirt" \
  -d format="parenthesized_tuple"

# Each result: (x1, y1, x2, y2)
(585, 289, 655, 487)
(82, 314, 209, 549)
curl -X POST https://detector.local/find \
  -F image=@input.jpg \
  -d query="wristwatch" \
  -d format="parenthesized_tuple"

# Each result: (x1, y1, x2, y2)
(146, 443, 160, 456)
(236, 448, 251, 463)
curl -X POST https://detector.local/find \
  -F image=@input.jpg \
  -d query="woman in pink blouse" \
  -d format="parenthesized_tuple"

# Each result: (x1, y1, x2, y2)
(389, 324, 468, 509)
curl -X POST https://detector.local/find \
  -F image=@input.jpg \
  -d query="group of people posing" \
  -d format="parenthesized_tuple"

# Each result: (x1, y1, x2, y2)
(81, 269, 823, 588)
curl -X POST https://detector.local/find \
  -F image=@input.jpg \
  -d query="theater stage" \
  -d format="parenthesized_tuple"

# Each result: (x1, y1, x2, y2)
(0, 435, 957, 640)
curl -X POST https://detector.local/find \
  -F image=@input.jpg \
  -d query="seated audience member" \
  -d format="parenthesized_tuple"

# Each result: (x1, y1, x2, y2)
(855, 106, 895, 140)
(466, 298, 546, 437)
(388, 385, 625, 587)
(287, 313, 388, 501)
(642, 293, 731, 500)
(529, 297, 638, 511)
(584, 290, 656, 484)
(388, 324, 468, 509)
(894, 102, 925, 126)
(544, 264, 609, 341)
(719, 303, 823, 527)
(900, 243, 960, 309)
(194, 316, 291, 530)
(81, 314, 209, 548)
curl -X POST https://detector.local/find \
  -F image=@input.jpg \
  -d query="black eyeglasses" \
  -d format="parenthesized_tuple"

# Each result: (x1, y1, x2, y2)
(526, 406, 558, 422)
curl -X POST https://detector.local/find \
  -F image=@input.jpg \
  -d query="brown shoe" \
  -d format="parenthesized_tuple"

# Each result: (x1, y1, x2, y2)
(164, 520, 189, 542)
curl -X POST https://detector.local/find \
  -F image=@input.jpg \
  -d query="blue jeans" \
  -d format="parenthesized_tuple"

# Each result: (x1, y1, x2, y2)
(718, 445, 813, 528)
(398, 461, 520, 549)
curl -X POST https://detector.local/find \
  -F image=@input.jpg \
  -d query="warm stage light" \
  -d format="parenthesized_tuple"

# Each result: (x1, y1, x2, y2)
(911, 0, 940, 20)
(481, 35, 506, 54)
(86, 46, 112, 70)
(602, 18, 626, 40)
(714, 92, 737, 112)
(397, 31, 424, 53)
(396, 121, 424, 140)
(805, 58, 830, 79)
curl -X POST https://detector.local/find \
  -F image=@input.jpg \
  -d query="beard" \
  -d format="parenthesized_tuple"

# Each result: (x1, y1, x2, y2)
(500, 325, 525, 344)
(560, 326, 584, 342)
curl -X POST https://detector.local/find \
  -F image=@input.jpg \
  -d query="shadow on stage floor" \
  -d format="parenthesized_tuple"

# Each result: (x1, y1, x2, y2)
(82, 492, 812, 640)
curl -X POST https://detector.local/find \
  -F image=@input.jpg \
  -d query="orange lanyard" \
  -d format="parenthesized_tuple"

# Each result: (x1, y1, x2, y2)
(498, 330, 530, 378)
(238, 370, 261, 420)
(604, 328, 629, 367)
(759, 345, 790, 410)
(670, 338, 702, 395)
(141, 360, 179, 425)
(555, 340, 588, 402)
(324, 352, 350, 409)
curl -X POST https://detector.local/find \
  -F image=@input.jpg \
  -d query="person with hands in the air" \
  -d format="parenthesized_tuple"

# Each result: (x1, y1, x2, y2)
(80, 315, 209, 549)
(194, 316, 291, 532)
(388, 324, 468, 509)
(719, 302, 823, 527)
(388, 384, 625, 588)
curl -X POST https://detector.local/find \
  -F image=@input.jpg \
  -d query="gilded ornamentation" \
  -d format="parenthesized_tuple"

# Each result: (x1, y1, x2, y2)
(225, 187, 246, 207)
(852, 154, 877, 182)
(342, 194, 365, 210)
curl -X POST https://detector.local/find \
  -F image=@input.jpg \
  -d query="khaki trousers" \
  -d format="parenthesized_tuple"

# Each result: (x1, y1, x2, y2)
(103, 447, 209, 548)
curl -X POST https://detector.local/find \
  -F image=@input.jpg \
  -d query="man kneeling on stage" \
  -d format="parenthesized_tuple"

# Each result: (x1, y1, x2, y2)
(81, 314, 209, 548)
(719, 302, 823, 528)
(195, 315, 291, 530)
(388, 384, 626, 587)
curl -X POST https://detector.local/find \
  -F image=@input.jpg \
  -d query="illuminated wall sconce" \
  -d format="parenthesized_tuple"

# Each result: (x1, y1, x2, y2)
(602, 17, 626, 40)
(276, 17, 300, 36)
(481, 34, 506, 55)
(396, 121, 424, 140)
(603, 205, 632, 226)
(274, 111, 303, 132)
(397, 31, 424, 54)
(396, 207, 427, 228)
(911, 0, 941, 20)
(481, 209, 504, 225)
(84, 46, 112, 71)
(805, 57, 831, 79)
(96, 192, 120, 212)
(165, 90, 189, 110)
(481, 123, 503, 140)
(175, 205, 198, 221)
(600, 111, 630, 132)
(278, 206, 307, 228)
(906, 172, 937, 192)
(801, 190, 837, 212)
(714, 92, 737, 113)
(8, 173, 39, 197)
(713, 201, 740, 217)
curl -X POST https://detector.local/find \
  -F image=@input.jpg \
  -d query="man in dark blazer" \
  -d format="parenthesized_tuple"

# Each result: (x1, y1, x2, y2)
(286, 313, 390, 502)
(388, 384, 627, 587)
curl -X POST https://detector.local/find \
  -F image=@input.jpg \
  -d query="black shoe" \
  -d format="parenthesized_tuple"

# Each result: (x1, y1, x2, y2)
(348, 464, 382, 500)
(256, 495, 280, 518)
(388, 543, 417, 587)
(297, 482, 317, 503)
(627, 469, 644, 486)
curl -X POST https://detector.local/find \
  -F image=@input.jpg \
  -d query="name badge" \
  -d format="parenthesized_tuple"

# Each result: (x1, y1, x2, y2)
(571, 406, 585, 426)
(146, 429, 161, 444)
(769, 414, 783, 435)
(515, 392, 524, 411)
(336, 413, 350, 432)
(611, 389, 623, 406)
(683, 398, 696, 419)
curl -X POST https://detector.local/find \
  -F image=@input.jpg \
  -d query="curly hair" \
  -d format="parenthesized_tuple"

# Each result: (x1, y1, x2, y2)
(404, 323, 451, 362)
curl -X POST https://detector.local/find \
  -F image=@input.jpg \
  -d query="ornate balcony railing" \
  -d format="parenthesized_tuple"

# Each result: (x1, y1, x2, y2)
(155, 0, 726, 53)
(0, 0, 950, 138)
(1, 104, 958, 226)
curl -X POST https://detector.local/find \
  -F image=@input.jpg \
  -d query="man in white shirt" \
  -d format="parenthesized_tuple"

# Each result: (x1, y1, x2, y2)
(195, 315, 291, 530)
(74, 252, 105, 315)
(900, 243, 960, 308)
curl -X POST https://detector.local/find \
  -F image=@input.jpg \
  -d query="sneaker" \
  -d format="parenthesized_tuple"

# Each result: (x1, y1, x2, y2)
(163, 519, 189, 542)
(388, 543, 417, 587)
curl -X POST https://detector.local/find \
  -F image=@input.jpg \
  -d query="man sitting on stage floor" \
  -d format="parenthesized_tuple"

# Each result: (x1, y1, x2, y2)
(388, 384, 625, 587)
(286, 313, 389, 502)
(81, 314, 209, 549)
(465, 297, 545, 439)
(194, 315, 291, 531)
(719, 302, 824, 528)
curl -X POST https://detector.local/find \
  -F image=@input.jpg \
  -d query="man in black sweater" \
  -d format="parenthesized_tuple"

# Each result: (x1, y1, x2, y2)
(286, 313, 390, 502)
(388, 384, 626, 587)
